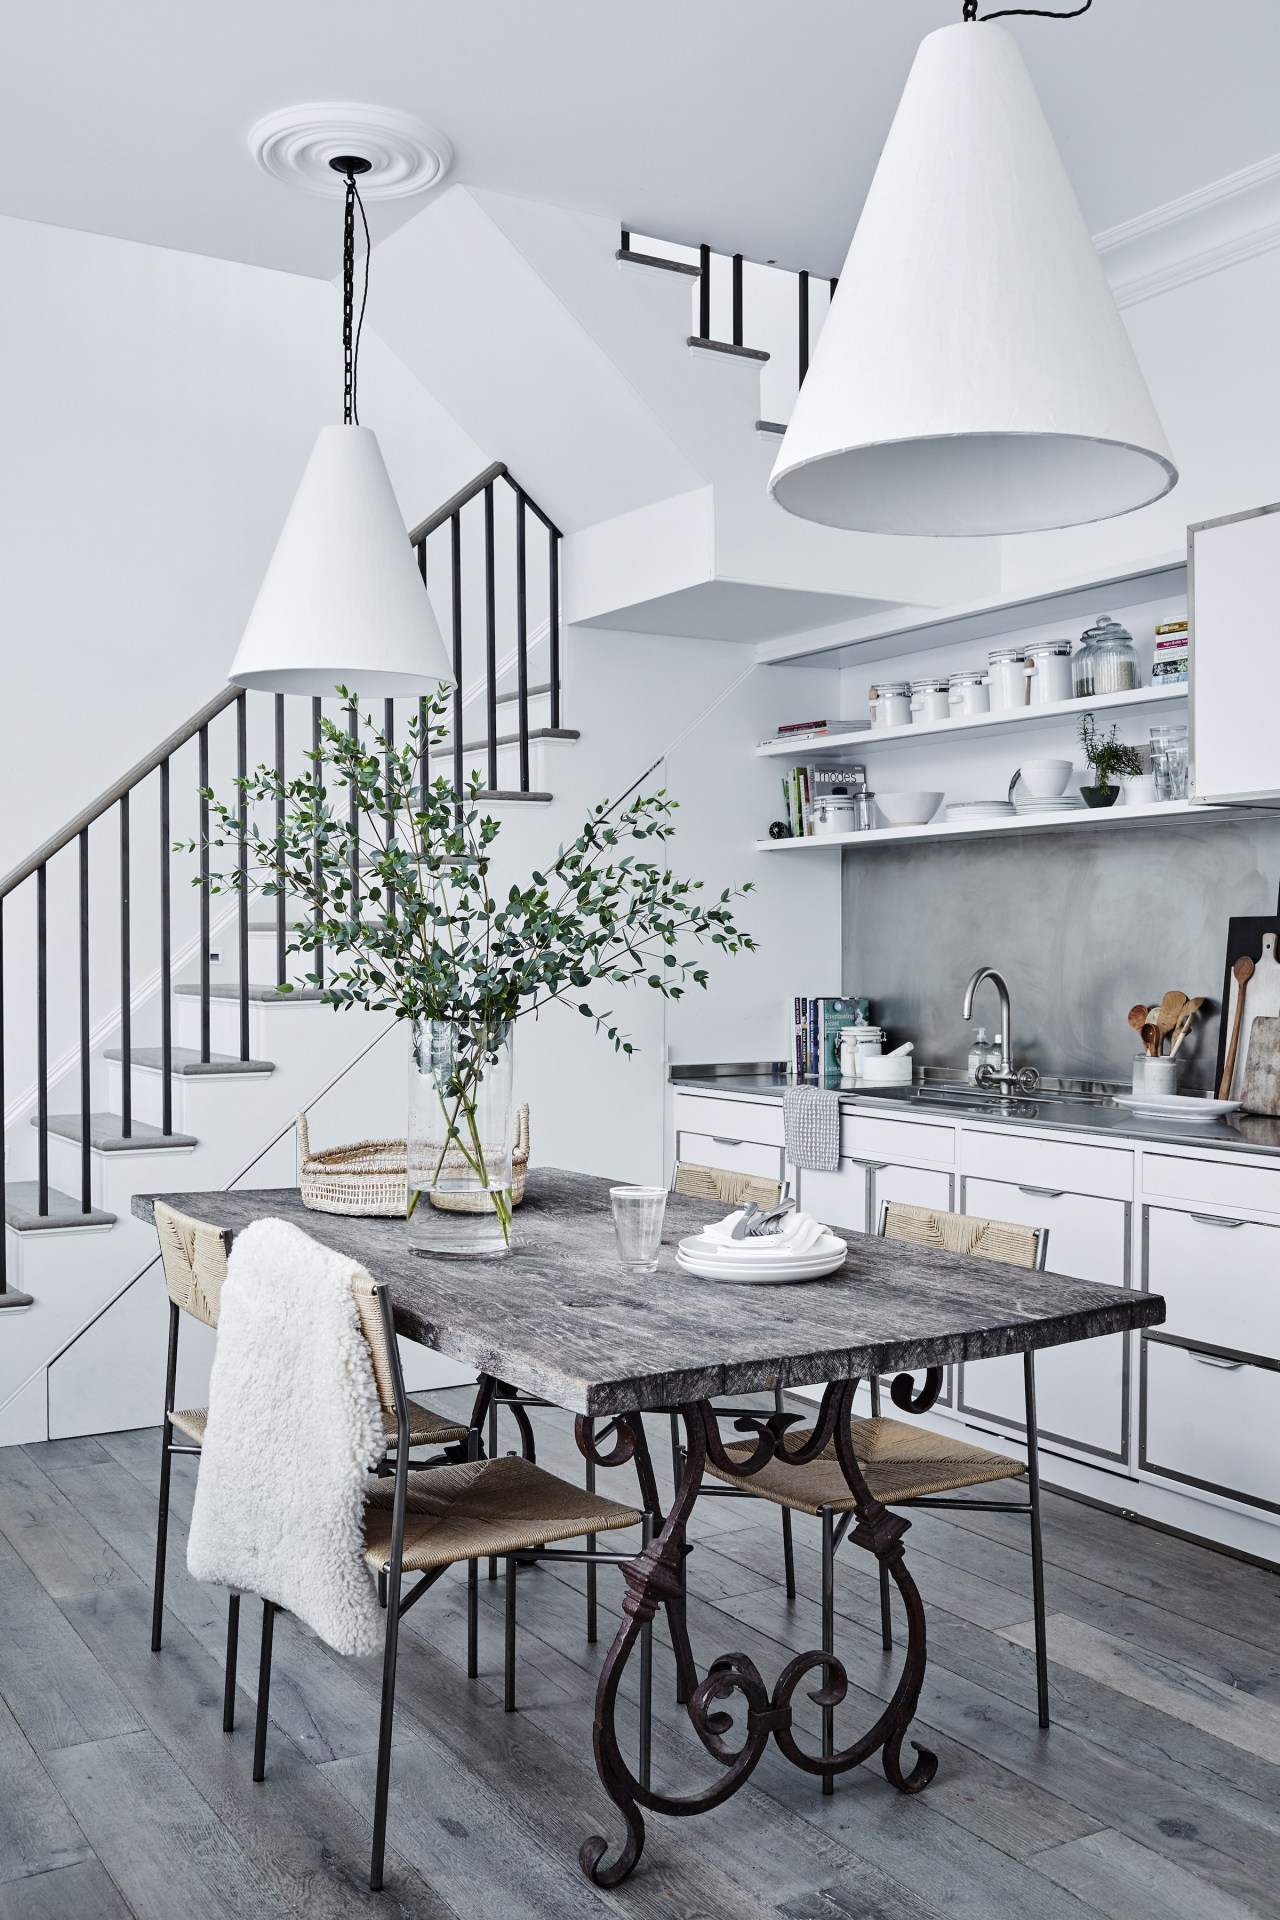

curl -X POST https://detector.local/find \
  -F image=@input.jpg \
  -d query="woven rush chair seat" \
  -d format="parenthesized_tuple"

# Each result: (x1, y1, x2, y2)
(364, 1454, 644, 1574)
(168, 1398, 468, 1453)
(880, 1202, 1039, 1267)
(707, 1415, 1026, 1514)
(673, 1161, 782, 1210)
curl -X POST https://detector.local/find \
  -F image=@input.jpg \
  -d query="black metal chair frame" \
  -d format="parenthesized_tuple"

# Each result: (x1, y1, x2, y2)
(249, 1287, 659, 1892)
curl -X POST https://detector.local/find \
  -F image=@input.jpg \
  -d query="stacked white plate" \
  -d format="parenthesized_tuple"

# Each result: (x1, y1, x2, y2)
(1113, 1093, 1243, 1124)
(947, 800, 1014, 821)
(1014, 796, 1083, 815)
(677, 1231, 849, 1285)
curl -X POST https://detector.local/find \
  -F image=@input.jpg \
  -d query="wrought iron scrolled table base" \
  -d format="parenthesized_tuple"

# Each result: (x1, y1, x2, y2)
(576, 1379, 938, 1887)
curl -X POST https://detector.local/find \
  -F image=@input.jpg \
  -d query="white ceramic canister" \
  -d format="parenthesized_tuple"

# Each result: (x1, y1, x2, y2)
(947, 669, 990, 718)
(868, 681, 912, 729)
(838, 1026, 886, 1076)
(909, 676, 950, 724)
(812, 790, 863, 837)
(985, 647, 1030, 712)
(1025, 640, 1074, 706)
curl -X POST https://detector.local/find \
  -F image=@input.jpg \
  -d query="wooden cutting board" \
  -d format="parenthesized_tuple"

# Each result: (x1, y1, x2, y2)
(1226, 933, 1280, 1101)
(1240, 1015, 1280, 1115)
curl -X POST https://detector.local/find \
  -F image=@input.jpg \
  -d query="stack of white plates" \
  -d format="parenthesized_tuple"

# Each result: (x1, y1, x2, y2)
(1113, 1093, 1243, 1124)
(677, 1231, 849, 1285)
(947, 800, 1015, 821)
(1014, 796, 1083, 815)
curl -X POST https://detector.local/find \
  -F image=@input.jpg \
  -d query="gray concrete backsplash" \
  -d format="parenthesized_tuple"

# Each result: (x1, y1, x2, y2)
(841, 815, 1280, 1089)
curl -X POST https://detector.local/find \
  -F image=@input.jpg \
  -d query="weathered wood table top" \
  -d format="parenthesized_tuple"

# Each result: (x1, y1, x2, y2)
(133, 1168, 1164, 1417)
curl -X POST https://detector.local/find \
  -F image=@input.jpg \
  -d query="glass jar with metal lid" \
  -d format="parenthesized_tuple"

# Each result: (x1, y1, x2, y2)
(868, 680, 912, 728)
(1075, 614, 1138, 696)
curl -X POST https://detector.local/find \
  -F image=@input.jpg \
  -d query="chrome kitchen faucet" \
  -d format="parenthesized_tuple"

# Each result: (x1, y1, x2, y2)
(962, 967, 1040, 1097)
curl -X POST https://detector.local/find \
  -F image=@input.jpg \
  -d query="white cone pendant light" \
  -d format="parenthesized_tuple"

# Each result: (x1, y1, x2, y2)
(229, 160, 454, 694)
(770, 19, 1177, 537)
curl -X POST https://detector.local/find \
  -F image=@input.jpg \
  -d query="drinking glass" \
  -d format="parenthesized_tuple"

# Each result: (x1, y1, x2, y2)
(610, 1186, 668, 1273)
(1150, 725, 1189, 801)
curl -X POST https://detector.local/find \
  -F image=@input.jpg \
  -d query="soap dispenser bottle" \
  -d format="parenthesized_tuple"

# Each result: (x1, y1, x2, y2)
(967, 1027, 990, 1085)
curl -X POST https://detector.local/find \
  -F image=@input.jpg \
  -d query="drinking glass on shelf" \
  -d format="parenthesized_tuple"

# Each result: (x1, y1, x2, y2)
(1150, 724, 1189, 801)
(610, 1186, 668, 1273)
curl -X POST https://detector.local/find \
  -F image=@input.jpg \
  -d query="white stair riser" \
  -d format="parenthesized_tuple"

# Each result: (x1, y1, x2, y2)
(104, 1060, 272, 1129)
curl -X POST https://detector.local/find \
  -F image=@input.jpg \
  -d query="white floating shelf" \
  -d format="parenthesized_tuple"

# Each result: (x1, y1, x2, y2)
(757, 683, 1187, 759)
(755, 798, 1245, 853)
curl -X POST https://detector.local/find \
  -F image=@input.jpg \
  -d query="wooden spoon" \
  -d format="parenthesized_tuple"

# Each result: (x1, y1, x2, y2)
(1168, 996, 1205, 1059)
(1127, 1004, 1150, 1038)
(1140, 1022, 1160, 1059)
(1219, 958, 1255, 1097)
(1154, 991, 1188, 1044)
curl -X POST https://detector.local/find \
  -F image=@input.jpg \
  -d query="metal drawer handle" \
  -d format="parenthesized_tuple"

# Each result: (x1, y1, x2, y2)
(1018, 1185, 1065, 1199)
(861, 1161, 889, 1172)
(1188, 1352, 1245, 1370)
(711, 1136, 745, 1147)
(1189, 1213, 1246, 1228)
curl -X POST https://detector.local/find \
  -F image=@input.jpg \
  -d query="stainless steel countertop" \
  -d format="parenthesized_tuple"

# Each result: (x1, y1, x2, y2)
(670, 1065, 1280, 1159)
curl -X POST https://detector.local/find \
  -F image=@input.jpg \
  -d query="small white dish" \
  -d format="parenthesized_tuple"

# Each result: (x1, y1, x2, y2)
(876, 791, 944, 827)
(1013, 797, 1082, 813)
(1016, 758, 1073, 798)
(1113, 1094, 1243, 1123)
(676, 1240, 848, 1284)
(948, 801, 1015, 820)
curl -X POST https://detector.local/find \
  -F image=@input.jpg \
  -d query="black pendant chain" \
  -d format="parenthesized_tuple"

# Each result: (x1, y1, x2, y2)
(963, 0, 1092, 18)
(334, 158, 372, 426)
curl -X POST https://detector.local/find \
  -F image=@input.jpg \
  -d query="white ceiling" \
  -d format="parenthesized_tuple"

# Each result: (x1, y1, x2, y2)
(3, 1, 1277, 279)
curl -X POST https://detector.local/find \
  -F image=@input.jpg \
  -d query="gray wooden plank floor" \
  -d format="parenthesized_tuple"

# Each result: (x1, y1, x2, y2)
(1, 1391, 1277, 1920)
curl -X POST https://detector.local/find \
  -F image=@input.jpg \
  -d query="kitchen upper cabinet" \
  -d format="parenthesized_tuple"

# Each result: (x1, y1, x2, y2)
(958, 1173, 1131, 1464)
(1189, 503, 1280, 806)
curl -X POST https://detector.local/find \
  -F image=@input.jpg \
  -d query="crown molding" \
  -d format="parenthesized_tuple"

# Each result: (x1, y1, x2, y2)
(1096, 152, 1280, 308)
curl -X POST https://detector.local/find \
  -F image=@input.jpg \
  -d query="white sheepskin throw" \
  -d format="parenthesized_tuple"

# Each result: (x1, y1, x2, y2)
(187, 1216, 386, 1656)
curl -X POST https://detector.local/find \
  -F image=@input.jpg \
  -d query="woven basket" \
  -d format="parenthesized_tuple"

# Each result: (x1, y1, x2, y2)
(297, 1107, 530, 1218)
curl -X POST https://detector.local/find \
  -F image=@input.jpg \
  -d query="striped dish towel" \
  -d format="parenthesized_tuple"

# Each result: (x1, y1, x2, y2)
(782, 1086, 840, 1173)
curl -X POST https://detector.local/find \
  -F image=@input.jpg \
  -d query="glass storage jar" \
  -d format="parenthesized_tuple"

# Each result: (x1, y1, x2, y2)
(1077, 614, 1138, 694)
(1149, 723, 1189, 801)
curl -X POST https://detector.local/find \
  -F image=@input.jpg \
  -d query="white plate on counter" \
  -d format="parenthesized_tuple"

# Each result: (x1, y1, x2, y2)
(676, 1233, 849, 1284)
(1113, 1093, 1243, 1123)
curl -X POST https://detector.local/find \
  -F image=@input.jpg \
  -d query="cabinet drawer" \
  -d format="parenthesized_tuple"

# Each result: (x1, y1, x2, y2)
(1145, 1207, 1280, 1359)
(677, 1131, 784, 1184)
(1142, 1338, 1280, 1513)
(873, 1163, 954, 1221)
(962, 1129, 1132, 1200)
(797, 1162, 868, 1234)
(959, 1176, 1130, 1462)
(673, 1095, 783, 1149)
(840, 1113, 954, 1166)
(1142, 1153, 1280, 1219)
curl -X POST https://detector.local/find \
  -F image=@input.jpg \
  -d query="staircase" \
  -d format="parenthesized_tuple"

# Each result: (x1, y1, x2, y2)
(0, 463, 569, 1446)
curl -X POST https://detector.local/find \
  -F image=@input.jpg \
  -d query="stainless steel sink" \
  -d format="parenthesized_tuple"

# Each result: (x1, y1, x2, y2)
(909, 1085, 1118, 1111)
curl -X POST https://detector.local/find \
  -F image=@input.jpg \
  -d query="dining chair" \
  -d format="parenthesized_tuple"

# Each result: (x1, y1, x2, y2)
(703, 1199, 1052, 1790)
(251, 1280, 649, 1891)
(149, 1200, 471, 1717)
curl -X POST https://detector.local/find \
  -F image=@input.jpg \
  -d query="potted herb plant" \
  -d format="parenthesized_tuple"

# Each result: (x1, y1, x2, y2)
(197, 689, 755, 1255)
(1078, 713, 1143, 809)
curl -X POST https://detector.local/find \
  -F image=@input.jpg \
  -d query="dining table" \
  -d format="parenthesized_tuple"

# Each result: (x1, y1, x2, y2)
(134, 1167, 1166, 1887)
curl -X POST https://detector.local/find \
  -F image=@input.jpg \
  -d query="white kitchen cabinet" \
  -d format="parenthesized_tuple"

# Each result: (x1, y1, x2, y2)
(1189, 502, 1280, 806)
(870, 1161, 954, 1223)
(1144, 1206, 1280, 1359)
(957, 1174, 1131, 1464)
(677, 1129, 785, 1185)
(1141, 1337, 1280, 1513)
(796, 1161, 868, 1234)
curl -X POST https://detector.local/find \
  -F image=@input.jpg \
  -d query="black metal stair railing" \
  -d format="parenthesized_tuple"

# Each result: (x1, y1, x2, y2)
(0, 464, 565, 1292)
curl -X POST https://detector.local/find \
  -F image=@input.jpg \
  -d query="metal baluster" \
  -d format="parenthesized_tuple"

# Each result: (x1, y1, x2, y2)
(798, 269, 810, 386)
(451, 510, 463, 810)
(159, 759, 172, 1135)
(119, 794, 131, 1139)
(731, 252, 743, 347)
(274, 694, 286, 989)
(830, 275, 839, 300)
(199, 725, 211, 1065)
(484, 481, 497, 794)
(515, 492, 530, 792)
(548, 527, 561, 731)
(620, 225, 630, 251)
(311, 697, 324, 993)
(698, 243, 711, 339)
(383, 698, 396, 924)
(0, 897, 6, 1284)
(416, 536, 429, 795)
(36, 865, 48, 1214)
(347, 701, 360, 915)
(237, 694, 249, 1059)
(78, 829, 90, 1210)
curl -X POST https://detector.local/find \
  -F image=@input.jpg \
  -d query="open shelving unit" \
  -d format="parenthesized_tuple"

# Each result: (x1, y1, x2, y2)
(755, 797, 1240, 853)
(757, 682, 1188, 759)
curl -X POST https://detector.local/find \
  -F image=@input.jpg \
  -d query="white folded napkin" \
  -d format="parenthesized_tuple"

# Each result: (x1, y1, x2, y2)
(700, 1210, 831, 1254)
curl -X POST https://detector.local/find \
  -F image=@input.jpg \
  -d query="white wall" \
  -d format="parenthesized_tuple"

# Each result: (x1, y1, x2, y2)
(0, 212, 487, 869)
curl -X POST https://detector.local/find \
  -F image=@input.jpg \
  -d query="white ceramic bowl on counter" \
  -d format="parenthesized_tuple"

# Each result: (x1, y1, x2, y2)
(855, 1052, 914, 1086)
(875, 791, 944, 827)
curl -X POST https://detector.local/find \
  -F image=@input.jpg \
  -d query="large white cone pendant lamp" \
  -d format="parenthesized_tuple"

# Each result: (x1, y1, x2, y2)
(769, 19, 1177, 537)
(229, 159, 454, 694)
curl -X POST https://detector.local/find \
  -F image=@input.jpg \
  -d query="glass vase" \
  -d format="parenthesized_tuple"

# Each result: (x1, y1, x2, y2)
(407, 1018, 515, 1256)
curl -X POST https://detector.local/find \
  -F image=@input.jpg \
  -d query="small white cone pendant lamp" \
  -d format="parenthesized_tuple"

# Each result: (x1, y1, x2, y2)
(230, 158, 455, 694)
(770, 5, 1177, 537)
